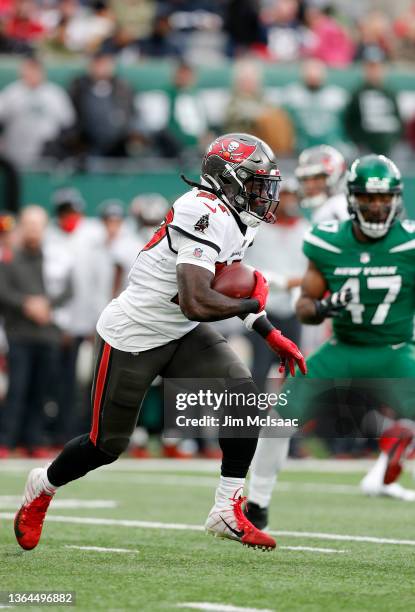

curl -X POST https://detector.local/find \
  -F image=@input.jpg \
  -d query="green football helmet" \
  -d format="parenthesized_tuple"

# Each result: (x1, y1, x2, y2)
(347, 154, 403, 239)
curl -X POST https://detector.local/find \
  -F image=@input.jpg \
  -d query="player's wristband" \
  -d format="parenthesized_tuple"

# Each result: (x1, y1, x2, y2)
(251, 314, 275, 338)
(243, 311, 267, 332)
(313, 299, 330, 320)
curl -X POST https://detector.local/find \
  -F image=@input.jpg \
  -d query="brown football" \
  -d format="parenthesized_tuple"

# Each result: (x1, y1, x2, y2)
(212, 262, 256, 299)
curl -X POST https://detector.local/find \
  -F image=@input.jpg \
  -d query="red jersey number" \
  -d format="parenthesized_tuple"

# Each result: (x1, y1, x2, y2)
(142, 208, 174, 251)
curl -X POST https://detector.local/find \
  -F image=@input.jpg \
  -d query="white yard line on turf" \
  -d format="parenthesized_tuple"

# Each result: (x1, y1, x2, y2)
(279, 545, 345, 554)
(65, 545, 138, 553)
(91, 473, 360, 495)
(66, 542, 342, 555)
(0, 458, 405, 473)
(0, 496, 117, 510)
(0, 513, 413, 547)
(177, 603, 274, 612)
(270, 530, 415, 546)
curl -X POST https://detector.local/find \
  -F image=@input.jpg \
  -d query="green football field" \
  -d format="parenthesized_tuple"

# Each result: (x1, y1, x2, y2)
(1, 458, 415, 612)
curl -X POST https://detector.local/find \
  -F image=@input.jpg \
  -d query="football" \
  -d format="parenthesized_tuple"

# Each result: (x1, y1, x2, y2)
(212, 261, 256, 299)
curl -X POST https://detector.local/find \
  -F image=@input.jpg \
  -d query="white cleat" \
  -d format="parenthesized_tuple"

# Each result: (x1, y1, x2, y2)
(205, 490, 276, 550)
(361, 480, 415, 501)
(360, 462, 415, 501)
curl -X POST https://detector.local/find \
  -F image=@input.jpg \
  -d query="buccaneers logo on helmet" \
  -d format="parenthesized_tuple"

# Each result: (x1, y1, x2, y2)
(207, 137, 256, 165)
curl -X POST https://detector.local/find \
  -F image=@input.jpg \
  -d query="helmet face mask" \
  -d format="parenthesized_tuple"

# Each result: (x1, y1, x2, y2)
(347, 155, 403, 239)
(298, 174, 329, 209)
(202, 133, 281, 227)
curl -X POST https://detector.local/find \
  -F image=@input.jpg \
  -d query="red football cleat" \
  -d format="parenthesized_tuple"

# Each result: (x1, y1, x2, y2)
(205, 489, 276, 550)
(14, 468, 56, 550)
(379, 424, 414, 485)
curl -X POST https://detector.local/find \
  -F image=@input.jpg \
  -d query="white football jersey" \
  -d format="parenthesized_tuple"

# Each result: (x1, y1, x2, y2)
(96, 188, 258, 352)
(310, 192, 349, 224)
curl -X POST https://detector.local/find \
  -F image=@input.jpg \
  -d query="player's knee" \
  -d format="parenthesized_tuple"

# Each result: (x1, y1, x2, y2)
(97, 436, 130, 458)
(227, 361, 253, 380)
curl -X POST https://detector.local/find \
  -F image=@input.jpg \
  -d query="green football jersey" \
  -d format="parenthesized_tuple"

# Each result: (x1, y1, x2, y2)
(303, 219, 415, 345)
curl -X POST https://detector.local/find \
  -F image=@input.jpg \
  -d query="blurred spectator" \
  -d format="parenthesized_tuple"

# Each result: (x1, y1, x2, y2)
(394, 2, 415, 62)
(0, 210, 15, 264)
(112, 193, 169, 295)
(0, 211, 16, 410)
(0, 155, 20, 213)
(156, 61, 209, 159)
(69, 51, 135, 157)
(100, 24, 140, 62)
(138, 9, 181, 59)
(0, 20, 33, 55)
(0, 206, 72, 458)
(283, 59, 348, 153)
(303, 1, 355, 67)
(0, 56, 75, 167)
(99, 198, 125, 245)
(224, 59, 294, 155)
(355, 10, 395, 61)
(245, 178, 308, 389)
(164, 1, 224, 64)
(46, 0, 85, 54)
(47, 187, 104, 337)
(46, 187, 104, 446)
(57, 0, 116, 54)
(96, 199, 125, 304)
(262, 0, 306, 62)
(344, 46, 402, 156)
(3, 0, 46, 46)
(224, 0, 267, 57)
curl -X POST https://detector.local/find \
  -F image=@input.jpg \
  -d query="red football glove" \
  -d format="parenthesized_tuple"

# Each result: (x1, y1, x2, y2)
(265, 329, 307, 377)
(250, 271, 269, 313)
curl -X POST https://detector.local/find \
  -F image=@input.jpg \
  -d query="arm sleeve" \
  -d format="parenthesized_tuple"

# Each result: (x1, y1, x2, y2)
(176, 234, 218, 274)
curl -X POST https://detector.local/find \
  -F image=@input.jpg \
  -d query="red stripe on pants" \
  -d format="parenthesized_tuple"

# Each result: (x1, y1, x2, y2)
(90, 342, 112, 446)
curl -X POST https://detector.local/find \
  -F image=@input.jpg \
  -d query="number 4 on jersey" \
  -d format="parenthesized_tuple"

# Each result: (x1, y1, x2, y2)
(340, 276, 402, 325)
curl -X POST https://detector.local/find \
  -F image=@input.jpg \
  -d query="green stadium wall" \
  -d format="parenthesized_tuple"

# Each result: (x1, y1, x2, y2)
(20, 171, 415, 218)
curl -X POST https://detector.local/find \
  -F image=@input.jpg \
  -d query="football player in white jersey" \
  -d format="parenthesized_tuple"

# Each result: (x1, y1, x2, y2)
(14, 134, 306, 552)
(295, 144, 349, 224)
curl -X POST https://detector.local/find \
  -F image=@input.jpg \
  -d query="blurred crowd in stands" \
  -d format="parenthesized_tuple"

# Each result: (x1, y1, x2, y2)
(1, 0, 415, 64)
(0, 50, 415, 170)
(0, 190, 184, 458)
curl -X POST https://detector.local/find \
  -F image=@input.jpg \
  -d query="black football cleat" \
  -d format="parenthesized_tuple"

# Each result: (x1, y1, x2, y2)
(244, 501, 269, 531)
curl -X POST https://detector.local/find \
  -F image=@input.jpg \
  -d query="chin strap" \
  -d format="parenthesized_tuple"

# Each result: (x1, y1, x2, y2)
(181, 174, 247, 228)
